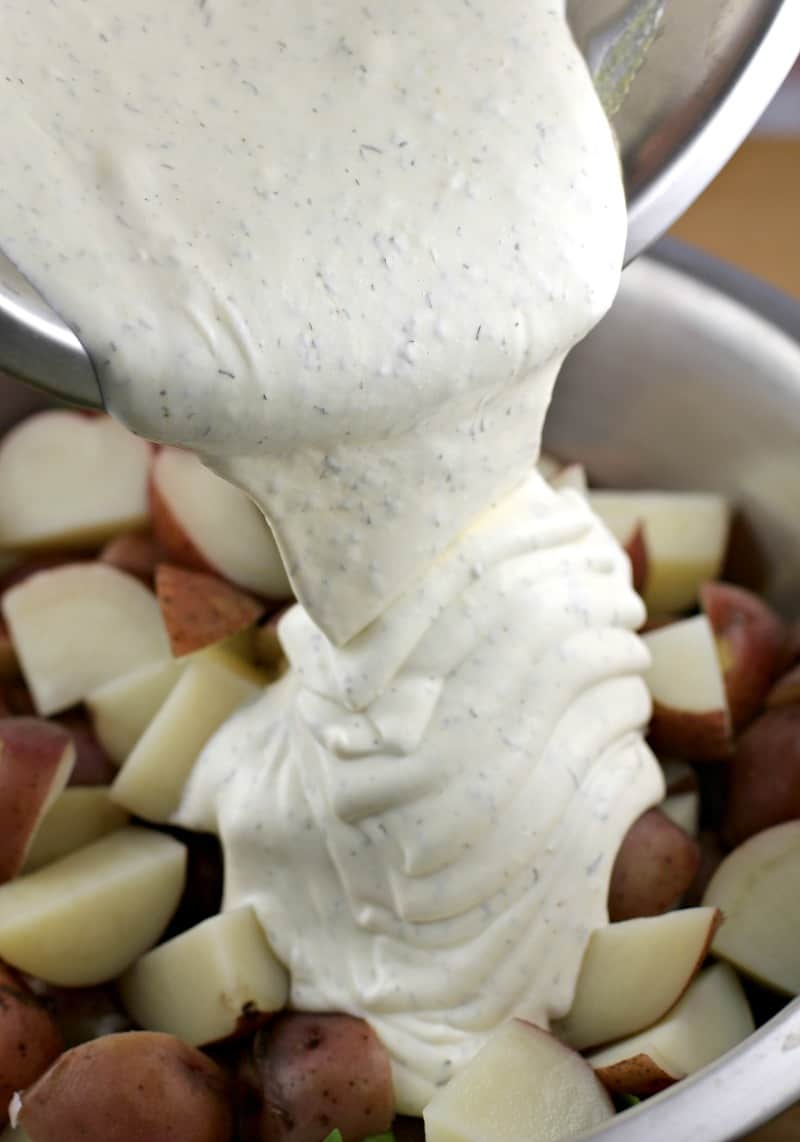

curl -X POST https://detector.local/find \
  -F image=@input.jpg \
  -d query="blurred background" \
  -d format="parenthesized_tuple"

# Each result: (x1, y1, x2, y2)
(671, 55, 800, 297)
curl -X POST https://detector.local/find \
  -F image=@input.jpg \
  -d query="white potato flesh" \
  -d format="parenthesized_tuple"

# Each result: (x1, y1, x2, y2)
(120, 906, 288, 1045)
(703, 821, 800, 995)
(555, 907, 719, 1050)
(23, 788, 130, 873)
(152, 446, 290, 598)
(661, 791, 700, 837)
(0, 827, 186, 986)
(2, 564, 171, 715)
(109, 651, 265, 822)
(0, 412, 151, 550)
(424, 1019, 613, 1142)
(643, 615, 727, 714)
(86, 658, 183, 765)
(589, 490, 730, 615)
(588, 963, 754, 1078)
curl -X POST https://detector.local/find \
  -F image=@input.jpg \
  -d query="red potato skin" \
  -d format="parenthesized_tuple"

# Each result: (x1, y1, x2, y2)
(766, 662, 800, 709)
(684, 829, 726, 907)
(701, 582, 785, 732)
(236, 1013, 394, 1142)
(0, 962, 63, 1125)
(0, 718, 74, 883)
(155, 563, 266, 657)
(100, 532, 166, 587)
(57, 712, 118, 786)
(722, 707, 800, 847)
(149, 476, 217, 576)
(608, 808, 700, 922)
(647, 703, 733, 763)
(623, 524, 649, 597)
(20, 1031, 233, 1142)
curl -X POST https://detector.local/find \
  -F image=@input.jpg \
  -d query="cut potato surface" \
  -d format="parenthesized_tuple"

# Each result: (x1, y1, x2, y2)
(23, 787, 130, 872)
(86, 658, 183, 764)
(0, 827, 186, 985)
(120, 905, 288, 1045)
(588, 963, 754, 1079)
(110, 651, 266, 822)
(555, 907, 720, 1050)
(424, 1019, 613, 1142)
(150, 446, 291, 598)
(2, 564, 171, 715)
(703, 821, 800, 995)
(662, 790, 700, 837)
(589, 490, 730, 615)
(0, 412, 151, 551)
(643, 614, 733, 760)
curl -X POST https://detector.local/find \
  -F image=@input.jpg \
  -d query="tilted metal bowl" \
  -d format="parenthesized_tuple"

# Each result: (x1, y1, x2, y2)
(1, 242, 799, 1139)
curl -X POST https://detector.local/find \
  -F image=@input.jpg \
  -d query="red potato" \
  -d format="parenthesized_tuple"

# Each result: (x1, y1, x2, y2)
(766, 663, 800, 709)
(701, 582, 785, 731)
(18, 1031, 233, 1142)
(25, 981, 131, 1049)
(722, 707, 800, 847)
(609, 808, 700, 922)
(593, 1050, 683, 1098)
(624, 523, 649, 596)
(0, 719, 75, 883)
(236, 1013, 394, 1142)
(57, 713, 118, 786)
(777, 621, 800, 675)
(0, 963, 63, 1126)
(100, 532, 166, 586)
(0, 620, 17, 680)
(685, 829, 726, 908)
(156, 564, 265, 658)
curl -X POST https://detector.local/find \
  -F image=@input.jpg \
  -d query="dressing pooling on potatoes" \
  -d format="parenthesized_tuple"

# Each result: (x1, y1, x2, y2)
(0, 0, 663, 1111)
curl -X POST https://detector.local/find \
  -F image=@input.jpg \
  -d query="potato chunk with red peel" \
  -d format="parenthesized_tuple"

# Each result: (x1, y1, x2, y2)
(588, 963, 754, 1080)
(18, 1031, 233, 1142)
(156, 564, 265, 657)
(150, 447, 290, 599)
(643, 615, 733, 760)
(0, 719, 75, 883)
(608, 808, 700, 921)
(100, 532, 165, 586)
(0, 412, 151, 552)
(120, 906, 288, 1046)
(703, 821, 800, 995)
(593, 1049, 683, 1098)
(723, 707, 800, 846)
(424, 1019, 613, 1142)
(554, 907, 720, 1050)
(766, 662, 800, 708)
(588, 490, 730, 616)
(0, 963, 62, 1127)
(0, 827, 186, 986)
(236, 1013, 394, 1142)
(701, 581, 785, 731)
(2, 564, 170, 715)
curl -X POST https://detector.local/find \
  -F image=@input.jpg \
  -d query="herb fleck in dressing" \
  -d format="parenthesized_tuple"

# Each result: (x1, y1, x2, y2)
(0, 0, 662, 1111)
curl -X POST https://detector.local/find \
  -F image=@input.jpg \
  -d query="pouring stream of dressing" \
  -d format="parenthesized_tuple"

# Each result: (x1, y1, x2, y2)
(0, 0, 662, 1110)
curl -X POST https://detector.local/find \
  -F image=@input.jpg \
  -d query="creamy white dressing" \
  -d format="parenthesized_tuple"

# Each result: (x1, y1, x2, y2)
(0, 0, 663, 1113)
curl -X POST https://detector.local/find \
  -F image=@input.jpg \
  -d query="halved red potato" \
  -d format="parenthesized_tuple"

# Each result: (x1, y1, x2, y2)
(100, 531, 166, 586)
(0, 963, 62, 1127)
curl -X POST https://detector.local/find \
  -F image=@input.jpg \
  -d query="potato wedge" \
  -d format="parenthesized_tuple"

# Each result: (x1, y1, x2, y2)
(0, 827, 186, 985)
(609, 808, 700, 921)
(23, 788, 129, 873)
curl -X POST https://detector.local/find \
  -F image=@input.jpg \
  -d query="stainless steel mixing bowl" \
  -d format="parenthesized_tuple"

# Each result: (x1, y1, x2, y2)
(0, 241, 799, 1139)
